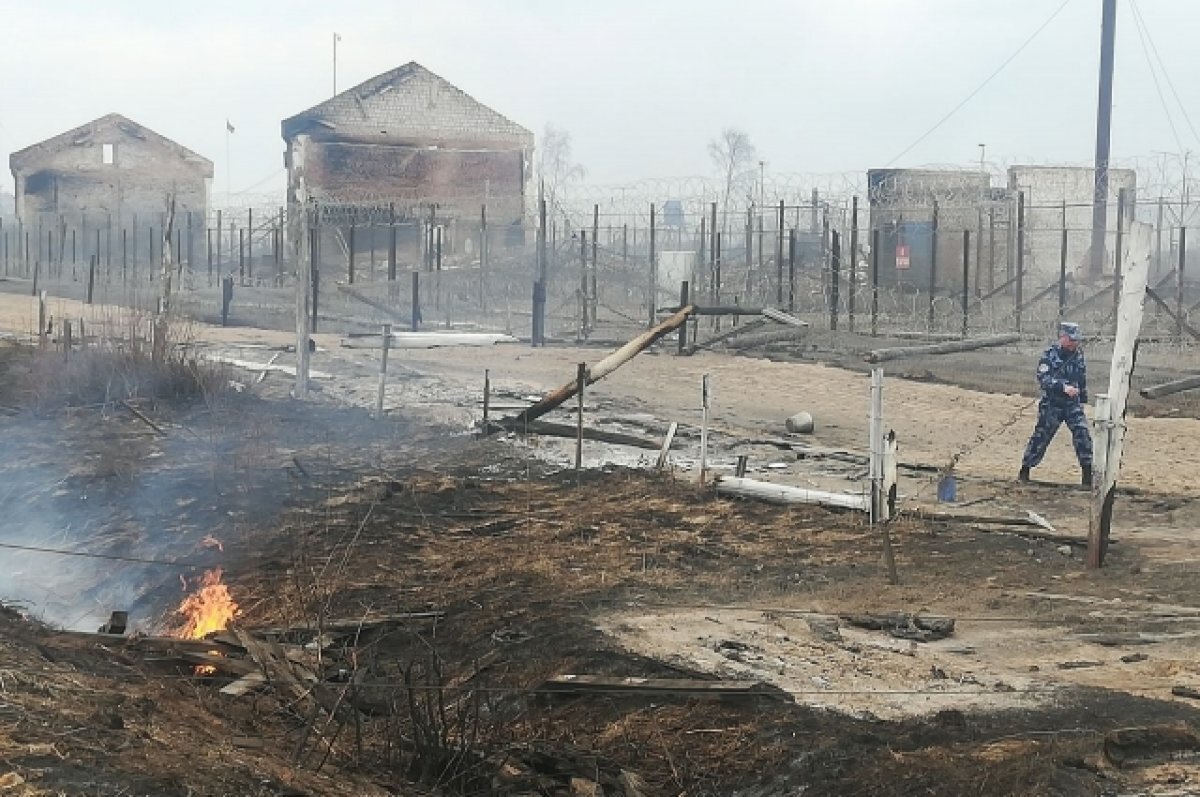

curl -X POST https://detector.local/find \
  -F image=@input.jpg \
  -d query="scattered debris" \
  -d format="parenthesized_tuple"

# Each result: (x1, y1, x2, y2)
(805, 616, 842, 643)
(839, 613, 955, 642)
(1104, 724, 1200, 768)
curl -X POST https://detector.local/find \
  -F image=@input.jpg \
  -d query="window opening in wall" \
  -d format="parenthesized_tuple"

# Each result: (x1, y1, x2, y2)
(102, 144, 115, 165)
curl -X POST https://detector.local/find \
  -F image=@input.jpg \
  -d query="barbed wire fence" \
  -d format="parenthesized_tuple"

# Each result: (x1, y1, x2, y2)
(3, 157, 1200, 349)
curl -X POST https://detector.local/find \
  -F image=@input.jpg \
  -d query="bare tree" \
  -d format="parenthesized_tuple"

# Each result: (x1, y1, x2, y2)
(708, 128, 757, 238)
(537, 124, 586, 224)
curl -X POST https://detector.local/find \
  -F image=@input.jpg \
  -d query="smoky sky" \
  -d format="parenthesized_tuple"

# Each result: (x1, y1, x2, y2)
(1, 0, 1198, 199)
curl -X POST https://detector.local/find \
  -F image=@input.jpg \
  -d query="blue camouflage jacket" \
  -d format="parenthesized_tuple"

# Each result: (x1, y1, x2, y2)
(1036, 343, 1088, 404)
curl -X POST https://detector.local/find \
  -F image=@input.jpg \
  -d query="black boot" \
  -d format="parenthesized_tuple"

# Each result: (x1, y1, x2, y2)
(1082, 464, 1093, 487)
(1018, 466, 1031, 483)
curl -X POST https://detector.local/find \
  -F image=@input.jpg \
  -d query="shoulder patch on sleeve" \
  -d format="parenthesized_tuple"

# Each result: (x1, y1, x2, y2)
(1038, 363, 1050, 373)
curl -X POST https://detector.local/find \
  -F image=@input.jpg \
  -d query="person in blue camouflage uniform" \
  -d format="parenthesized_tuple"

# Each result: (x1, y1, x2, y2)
(1019, 321, 1093, 486)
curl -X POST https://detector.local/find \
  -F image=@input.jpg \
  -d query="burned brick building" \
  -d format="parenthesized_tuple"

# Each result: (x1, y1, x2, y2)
(282, 62, 533, 264)
(9, 114, 213, 234)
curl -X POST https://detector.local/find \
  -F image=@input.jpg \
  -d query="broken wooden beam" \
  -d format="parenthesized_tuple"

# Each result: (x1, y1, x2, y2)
(714, 475, 869, 512)
(503, 305, 695, 429)
(863, 333, 1021, 363)
(1139, 373, 1200, 400)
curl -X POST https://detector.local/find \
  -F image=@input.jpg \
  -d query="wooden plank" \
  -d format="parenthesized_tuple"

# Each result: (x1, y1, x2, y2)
(863, 333, 1021, 364)
(45, 630, 244, 656)
(220, 671, 267, 696)
(714, 476, 869, 512)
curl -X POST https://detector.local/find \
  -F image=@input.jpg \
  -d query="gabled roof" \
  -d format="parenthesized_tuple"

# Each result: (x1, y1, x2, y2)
(282, 62, 533, 149)
(10, 113, 214, 176)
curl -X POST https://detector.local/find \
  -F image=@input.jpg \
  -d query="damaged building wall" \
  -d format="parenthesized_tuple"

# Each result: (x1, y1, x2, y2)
(9, 114, 212, 233)
(300, 140, 525, 228)
(283, 62, 533, 273)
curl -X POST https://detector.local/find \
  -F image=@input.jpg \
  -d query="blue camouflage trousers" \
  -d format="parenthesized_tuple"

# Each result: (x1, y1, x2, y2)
(1021, 399, 1093, 469)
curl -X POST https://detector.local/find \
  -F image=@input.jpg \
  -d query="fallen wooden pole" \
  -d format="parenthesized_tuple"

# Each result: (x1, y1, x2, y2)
(541, 674, 776, 698)
(490, 418, 662, 450)
(714, 475, 869, 512)
(863, 332, 1020, 364)
(659, 304, 768, 316)
(689, 318, 768, 354)
(503, 304, 695, 429)
(723, 326, 809, 351)
(1140, 373, 1200, 400)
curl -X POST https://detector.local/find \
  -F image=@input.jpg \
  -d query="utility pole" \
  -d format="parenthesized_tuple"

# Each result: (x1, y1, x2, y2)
(1089, 0, 1118, 280)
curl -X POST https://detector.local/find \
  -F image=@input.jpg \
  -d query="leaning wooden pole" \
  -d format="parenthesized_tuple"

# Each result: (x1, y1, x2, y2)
(1088, 221, 1152, 569)
(503, 305, 695, 429)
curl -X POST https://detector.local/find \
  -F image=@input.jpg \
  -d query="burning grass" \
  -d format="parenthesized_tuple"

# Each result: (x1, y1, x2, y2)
(204, 463, 1198, 795)
(173, 568, 239, 639)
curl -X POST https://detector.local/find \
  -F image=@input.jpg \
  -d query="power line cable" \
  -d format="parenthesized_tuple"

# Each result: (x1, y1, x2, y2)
(1127, 0, 1185, 159)
(1131, 0, 1200, 151)
(0, 540, 210, 569)
(886, 0, 1074, 167)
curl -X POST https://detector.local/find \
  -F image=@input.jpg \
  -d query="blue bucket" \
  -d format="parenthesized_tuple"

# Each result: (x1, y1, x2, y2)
(937, 474, 957, 503)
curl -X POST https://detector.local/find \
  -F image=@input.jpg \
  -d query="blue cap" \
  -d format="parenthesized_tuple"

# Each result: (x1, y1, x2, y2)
(1059, 321, 1082, 342)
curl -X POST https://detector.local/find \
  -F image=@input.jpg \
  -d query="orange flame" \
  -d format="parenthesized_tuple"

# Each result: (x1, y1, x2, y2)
(176, 568, 239, 640)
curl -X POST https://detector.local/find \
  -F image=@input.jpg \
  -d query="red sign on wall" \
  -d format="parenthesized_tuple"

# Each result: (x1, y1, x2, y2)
(896, 244, 911, 269)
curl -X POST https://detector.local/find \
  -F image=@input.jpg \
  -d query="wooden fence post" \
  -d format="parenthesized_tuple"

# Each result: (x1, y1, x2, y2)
(375, 323, 392, 419)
